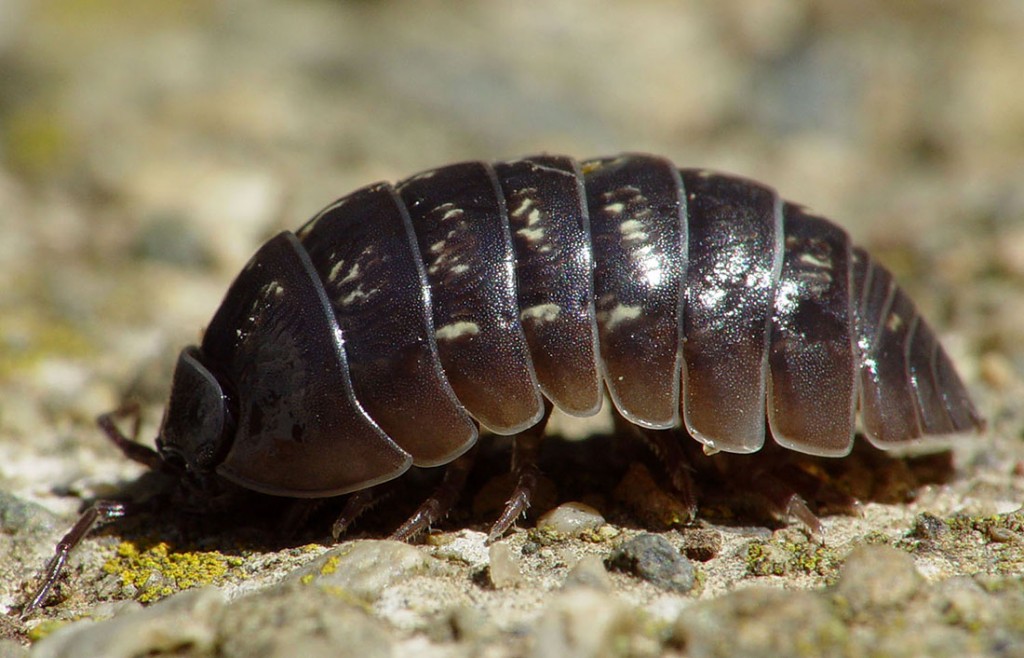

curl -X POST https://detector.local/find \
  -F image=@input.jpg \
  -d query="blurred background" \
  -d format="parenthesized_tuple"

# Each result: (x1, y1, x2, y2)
(1, 0, 1023, 625)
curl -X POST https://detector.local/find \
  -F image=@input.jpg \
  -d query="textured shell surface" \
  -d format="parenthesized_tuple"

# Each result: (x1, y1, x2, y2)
(161, 153, 982, 498)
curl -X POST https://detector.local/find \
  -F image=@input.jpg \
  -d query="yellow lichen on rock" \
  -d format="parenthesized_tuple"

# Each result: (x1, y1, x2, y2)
(103, 541, 244, 603)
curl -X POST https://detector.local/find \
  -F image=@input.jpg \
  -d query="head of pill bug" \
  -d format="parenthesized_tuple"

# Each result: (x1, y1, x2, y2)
(155, 346, 235, 485)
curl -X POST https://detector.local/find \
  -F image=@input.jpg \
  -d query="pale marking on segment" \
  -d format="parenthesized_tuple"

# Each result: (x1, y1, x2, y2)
(886, 313, 904, 332)
(517, 226, 545, 243)
(699, 287, 727, 310)
(450, 264, 470, 275)
(407, 170, 436, 182)
(604, 202, 625, 215)
(620, 219, 648, 243)
(638, 252, 664, 288)
(427, 245, 463, 276)
(441, 206, 464, 222)
(744, 270, 774, 290)
(511, 196, 535, 218)
(436, 321, 481, 341)
(774, 279, 801, 315)
(710, 245, 749, 282)
(799, 252, 832, 268)
(429, 240, 447, 254)
(520, 303, 562, 323)
(338, 262, 362, 285)
(599, 304, 642, 330)
(339, 285, 378, 306)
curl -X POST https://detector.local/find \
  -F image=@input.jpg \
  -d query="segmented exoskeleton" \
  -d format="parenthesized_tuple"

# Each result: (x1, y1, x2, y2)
(21, 153, 982, 617)
(168, 153, 978, 493)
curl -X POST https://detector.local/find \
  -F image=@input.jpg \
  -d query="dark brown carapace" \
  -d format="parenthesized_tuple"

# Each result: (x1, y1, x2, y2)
(21, 154, 982, 617)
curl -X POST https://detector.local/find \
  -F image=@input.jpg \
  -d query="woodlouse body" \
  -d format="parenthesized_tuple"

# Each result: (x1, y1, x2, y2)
(20, 152, 986, 618)
(157, 153, 982, 499)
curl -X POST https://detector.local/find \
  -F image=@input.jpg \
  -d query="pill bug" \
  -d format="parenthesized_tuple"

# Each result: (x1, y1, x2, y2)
(22, 153, 982, 616)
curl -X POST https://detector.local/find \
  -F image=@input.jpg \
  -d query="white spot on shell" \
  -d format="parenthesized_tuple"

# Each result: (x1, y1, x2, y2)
(619, 219, 647, 243)
(450, 264, 470, 275)
(511, 197, 535, 218)
(517, 227, 545, 243)
(520, 303, 562, 323)
(338, 263, 361, 285)
(600, 304, 642, 330)
(799, 252, 832, 269)
(328, 259, 347, 283)
(337, 290, 366, 306)
(639, 252, 664, 288)
(774, 279, 801, 315)
(604, 202, 625, 215)
(886, 313, 903, 332)
(441, 206, 464, 222)
(699, 287, 727, 309)
(436, 321, 481, 341)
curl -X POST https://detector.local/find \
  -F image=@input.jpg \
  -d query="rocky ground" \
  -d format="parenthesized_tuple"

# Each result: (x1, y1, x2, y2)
(2, 1, 1023, 656)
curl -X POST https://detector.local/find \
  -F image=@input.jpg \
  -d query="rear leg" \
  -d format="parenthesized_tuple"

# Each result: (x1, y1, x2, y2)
(389, 446, 479, 541)
(626, 425, 699, 521)
(701, 447, 825, 537)
(622, 418, 827, 536)
(331, 487, 387, 540)
(486, 400, 554, 543)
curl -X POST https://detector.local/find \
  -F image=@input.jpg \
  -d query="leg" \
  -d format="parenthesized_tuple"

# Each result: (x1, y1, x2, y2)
(389, 446, 479, 542)
(713, 450, 823, 537)
(753, 471, 823, 537)
(280, 499, 325, 539)
(487, 401, 554, 543)
(20, 500, 128, 619)
(629, 426, 698, 520)
(97, 404, 171, 473)
(331, 487, 384, 540)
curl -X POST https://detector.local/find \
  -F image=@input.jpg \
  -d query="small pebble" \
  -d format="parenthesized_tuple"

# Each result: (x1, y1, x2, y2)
(909, 512, 947, 541)
(289, 540, 449, 602)
(673, 587, 846, 657)
(31, 587, 226, 658)
(606, 534, 695, 593)
(536, 502, 605, 536)
(682, 528, 722, 561)
(217, 583, 393, 658)
(488, 542, 522, 589)
(447, 605, 496, 642)
(835, 545, 922, 615)
(563, 554, 613, 591)
(532, 588, 637, 658)
(428, 529, 490, 569)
